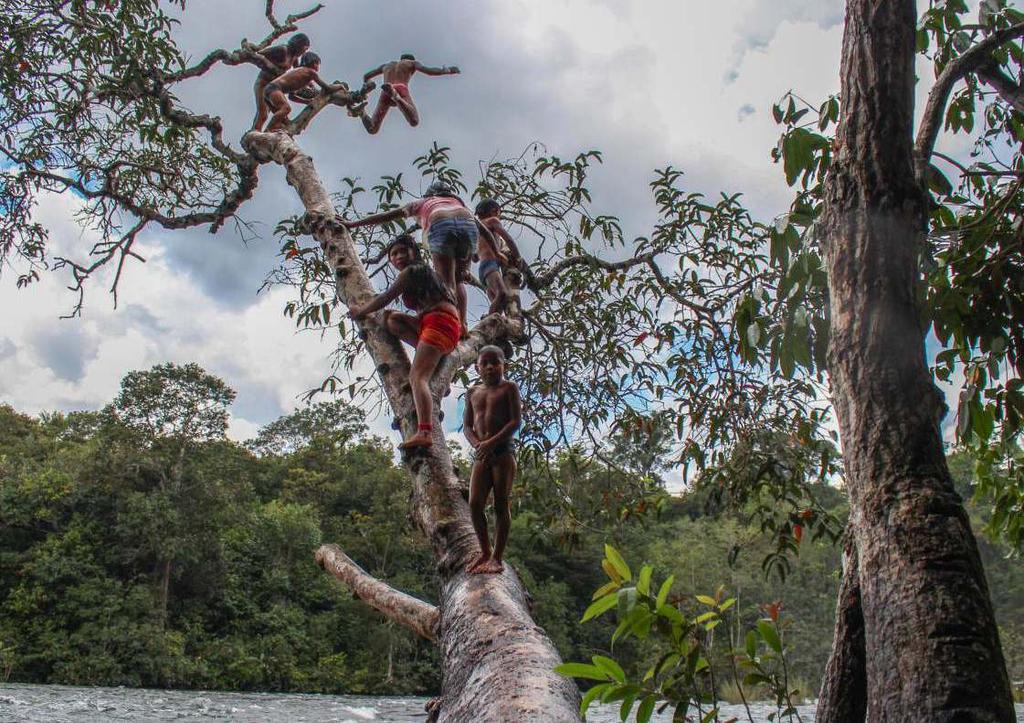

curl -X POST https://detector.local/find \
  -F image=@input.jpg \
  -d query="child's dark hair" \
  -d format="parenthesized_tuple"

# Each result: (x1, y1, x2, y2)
(400, 53, 416, 61)
(386, 233, 422, 261)
(478, 345, 506, 362)
(299, 52, 320, 68)
(288, 33, 310, 51)
(424, 181, 461, 201)
(475, 199, 500, 218)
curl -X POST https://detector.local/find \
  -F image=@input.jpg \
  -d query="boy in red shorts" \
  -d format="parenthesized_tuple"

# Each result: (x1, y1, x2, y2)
(350, 53, 460, 134)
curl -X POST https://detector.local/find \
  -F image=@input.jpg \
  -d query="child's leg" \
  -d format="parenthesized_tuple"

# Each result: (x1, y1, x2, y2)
(456, 258, 471, 334)
(430, 251, 457, 293)
(362, 86, 393, 134)
(398, 341, 444, 449)
(393, 93, 420, 127)
(468, 460, 494, 573)
(265, 91, 291, 132)
(384, 311, 421, 347)
(485, 270, 509, 315)
(479, 453, 516, 573)
(252, 78, 269, 131)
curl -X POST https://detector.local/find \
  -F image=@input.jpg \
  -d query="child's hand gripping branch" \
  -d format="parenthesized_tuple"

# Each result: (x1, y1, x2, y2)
(261, 52, 345, 132)
(463, 346, 522, 574)
(348, 235, 461, 450)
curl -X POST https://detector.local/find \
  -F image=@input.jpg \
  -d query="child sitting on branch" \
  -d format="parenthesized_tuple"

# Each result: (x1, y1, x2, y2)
(348, 235, 461, 450)
(474, 199, 524, 314)
(463, 346, 521, 574)
(344, 182, 485, 335)
(261, 52, 345, 132)
(251, 33, 310, 132)
(350, 53, 460, 134)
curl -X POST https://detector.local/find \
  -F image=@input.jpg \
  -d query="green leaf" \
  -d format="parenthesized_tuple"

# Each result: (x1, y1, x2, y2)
(656, 575, 674, 608)
(695, 611, 717, 624)
(580, 683, 611, 716)
(745, 630, 757, 658)
(620, 693, 638, 722)
(593, 655, 626, 684)
(593, 580, 621, 600)
(555, 662, 610, 681)
(719, 597, 737, 612)
(695, 594, 717, 606)
(605, 544, 632, 582)
(658, 604, 685, 624)
(582, 593, 619, 622)
(637, 695, 656, 723)
(637, 564, 653, 596)
(757, 620, 783, 653)
(618, 587, 639, 619)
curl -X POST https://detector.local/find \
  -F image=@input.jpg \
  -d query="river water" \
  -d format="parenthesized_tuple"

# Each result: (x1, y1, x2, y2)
(2, 683, 1023, 722)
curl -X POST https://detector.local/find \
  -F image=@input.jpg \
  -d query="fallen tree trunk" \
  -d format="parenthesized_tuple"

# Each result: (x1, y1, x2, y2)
(244, 131, 581, 722)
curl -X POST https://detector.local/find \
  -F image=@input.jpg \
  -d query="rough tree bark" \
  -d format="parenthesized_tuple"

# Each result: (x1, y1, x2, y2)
(818, 0, 1015, 720)
(816, 534, 866, 723)
(243, 131, 581, 722)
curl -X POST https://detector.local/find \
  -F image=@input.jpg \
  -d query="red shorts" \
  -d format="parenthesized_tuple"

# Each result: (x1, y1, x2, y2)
(372, 83, 411, 126)
(419, 309, 460, 354)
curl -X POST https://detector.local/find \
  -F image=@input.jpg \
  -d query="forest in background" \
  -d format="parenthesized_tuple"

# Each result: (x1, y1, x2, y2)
(1, 363, 1021, 699)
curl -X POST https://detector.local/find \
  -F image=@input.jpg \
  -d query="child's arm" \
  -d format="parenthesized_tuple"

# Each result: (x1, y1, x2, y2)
(363, 64, 385, 82)
(478, 384, 522, 452)
(488, 219, 523, 266)
(343, 207, 405, 229)
(475, 218, 500, 258)
(309, 71, 345, 94)
(414, 61, 460, 76)
(347, 268, 411, 319)
(463, 389, 480, 448)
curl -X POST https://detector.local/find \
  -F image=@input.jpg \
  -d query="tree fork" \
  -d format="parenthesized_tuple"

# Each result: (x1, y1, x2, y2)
(243, 130, 581, 721)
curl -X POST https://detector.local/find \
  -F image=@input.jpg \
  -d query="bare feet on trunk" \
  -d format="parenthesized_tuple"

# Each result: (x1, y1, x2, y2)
(467, 553, 490, 574)
(398, 431, 433, 450)
(476, 558, 504, 574)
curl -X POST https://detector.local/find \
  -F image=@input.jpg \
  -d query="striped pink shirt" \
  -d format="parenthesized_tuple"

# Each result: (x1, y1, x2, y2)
(404, 196, 465, 229)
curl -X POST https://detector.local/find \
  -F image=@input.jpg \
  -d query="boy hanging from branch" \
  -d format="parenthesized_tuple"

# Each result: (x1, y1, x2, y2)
(251, 33, 310, 131)
(348, 235, 462, 450)
(349, 53, 460, 134)
(262, 53, 345, 132)
(463, 345, 521, 574)
(474, 199, 524, 314)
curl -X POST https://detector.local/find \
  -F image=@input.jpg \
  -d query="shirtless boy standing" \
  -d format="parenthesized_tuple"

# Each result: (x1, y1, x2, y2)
(463, 346, 521, 574)
(352, 53, 460, 134)
(262, 53, 345, 132)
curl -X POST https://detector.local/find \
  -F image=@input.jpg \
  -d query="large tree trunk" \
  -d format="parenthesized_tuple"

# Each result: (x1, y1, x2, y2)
(820, 1, 1014, 720)
(816, 533, 866, 723)
(245, 132, 581, 722)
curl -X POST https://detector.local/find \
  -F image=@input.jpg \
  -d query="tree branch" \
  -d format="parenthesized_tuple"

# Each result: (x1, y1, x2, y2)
(914, 22, 1024, 180)
(532, 250, 657, 290)
(977, 61, 1024, 114)
(259, 2, 325, 48)
(315, 544, 439, 642)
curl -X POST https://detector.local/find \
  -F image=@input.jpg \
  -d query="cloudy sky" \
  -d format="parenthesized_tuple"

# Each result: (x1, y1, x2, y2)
(3, 0, 869, 446)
